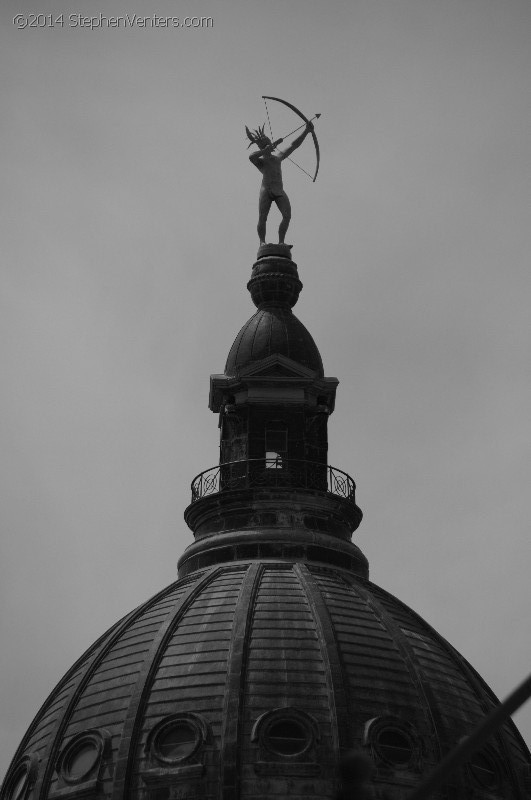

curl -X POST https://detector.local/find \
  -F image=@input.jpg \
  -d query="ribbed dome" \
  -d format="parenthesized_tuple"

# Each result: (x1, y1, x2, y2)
(225, 307, 324, 377)
(5, 561, 529, 799)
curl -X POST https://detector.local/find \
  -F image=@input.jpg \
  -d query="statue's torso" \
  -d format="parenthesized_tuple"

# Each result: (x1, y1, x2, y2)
(260, 154, 283, 193)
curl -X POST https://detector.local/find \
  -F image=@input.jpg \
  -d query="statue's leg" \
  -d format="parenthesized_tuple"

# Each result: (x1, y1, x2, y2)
(258, 188, 272, 244)
(275, 193, 291, 244)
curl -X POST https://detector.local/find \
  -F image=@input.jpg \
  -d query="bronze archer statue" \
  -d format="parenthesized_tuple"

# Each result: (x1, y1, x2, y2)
(245, 121, 314, 246)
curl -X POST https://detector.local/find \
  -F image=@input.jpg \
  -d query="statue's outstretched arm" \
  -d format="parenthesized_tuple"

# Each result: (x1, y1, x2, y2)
(278, 124, 312, 160)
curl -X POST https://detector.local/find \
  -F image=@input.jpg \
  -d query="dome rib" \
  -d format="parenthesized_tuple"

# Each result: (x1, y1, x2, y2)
(220, 563, 261, 799)
(279, 310, 289, 366)
(295, 565, 351, 750)
(250, 309, 265, 363)
(265, 309, 273, 362)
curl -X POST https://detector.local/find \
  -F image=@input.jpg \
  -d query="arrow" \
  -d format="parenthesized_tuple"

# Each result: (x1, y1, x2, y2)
(278, 113, 321, 142)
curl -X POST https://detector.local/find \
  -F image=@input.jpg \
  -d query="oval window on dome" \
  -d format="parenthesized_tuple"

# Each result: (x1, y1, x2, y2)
(264, 719, 311, 756)
(374, 728, 414, 766)
(469, 750, 500, 790)
(155, 721, 199, 762)
(147, 715, 209, 767)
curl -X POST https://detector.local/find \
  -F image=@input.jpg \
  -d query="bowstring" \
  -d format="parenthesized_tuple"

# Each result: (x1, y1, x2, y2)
(263, 97, 314, 181)
(283, 156, 314, 180)
(264, 98, 274, 141)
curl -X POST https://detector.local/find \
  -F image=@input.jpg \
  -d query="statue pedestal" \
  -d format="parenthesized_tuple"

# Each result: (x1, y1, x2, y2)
(257, 243, 293, 260)
(248, 248, 302, 309)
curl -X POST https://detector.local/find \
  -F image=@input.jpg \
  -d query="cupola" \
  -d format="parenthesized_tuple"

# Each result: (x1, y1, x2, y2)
(180, 246, 364, 579)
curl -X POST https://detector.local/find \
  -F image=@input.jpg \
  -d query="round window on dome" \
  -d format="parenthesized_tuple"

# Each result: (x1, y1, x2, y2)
(469, 751, 500, 790)
(58, 733, 104, 785)
(264, 719, 311, 757)
(373, 728, 414, 767)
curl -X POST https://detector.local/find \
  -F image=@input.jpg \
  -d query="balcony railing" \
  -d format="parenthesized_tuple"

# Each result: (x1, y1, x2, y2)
(190, 458, 356, 504)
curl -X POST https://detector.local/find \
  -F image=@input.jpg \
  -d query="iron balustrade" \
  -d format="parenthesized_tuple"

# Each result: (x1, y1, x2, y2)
(190, 458, 356, 503)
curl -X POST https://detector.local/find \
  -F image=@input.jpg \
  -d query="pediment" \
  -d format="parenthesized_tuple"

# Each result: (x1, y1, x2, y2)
(237, 354, 317, 380)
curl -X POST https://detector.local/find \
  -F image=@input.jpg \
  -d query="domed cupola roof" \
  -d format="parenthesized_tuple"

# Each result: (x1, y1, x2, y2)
(225, 249, 324, 377)
(225, 306, 324, 377)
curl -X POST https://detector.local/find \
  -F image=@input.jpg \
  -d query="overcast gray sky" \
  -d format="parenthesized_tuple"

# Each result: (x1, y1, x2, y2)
(1, 0, 530, 780)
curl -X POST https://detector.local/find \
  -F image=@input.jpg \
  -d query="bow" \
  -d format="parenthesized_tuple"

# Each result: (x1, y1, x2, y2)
(262, 95, 321, 182)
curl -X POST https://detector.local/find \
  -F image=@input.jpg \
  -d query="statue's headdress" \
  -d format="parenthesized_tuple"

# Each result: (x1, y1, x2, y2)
(245, 124, 268, 148)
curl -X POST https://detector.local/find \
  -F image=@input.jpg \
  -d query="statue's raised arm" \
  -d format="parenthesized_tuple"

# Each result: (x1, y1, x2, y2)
(277, 121, 313, 161)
